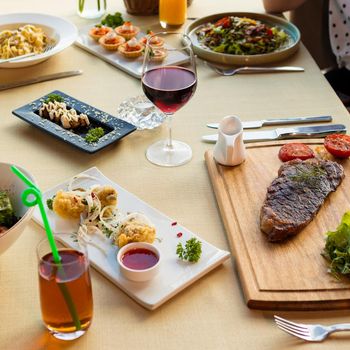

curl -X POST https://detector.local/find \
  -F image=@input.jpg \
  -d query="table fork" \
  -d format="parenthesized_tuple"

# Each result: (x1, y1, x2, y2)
(274, 315, 350, 342)
(0, 42, 56, 64)
(205, 61, 304, 76)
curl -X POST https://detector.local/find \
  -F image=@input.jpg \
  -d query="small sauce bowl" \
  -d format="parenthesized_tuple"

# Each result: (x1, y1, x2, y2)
(117, 242, 161, 282)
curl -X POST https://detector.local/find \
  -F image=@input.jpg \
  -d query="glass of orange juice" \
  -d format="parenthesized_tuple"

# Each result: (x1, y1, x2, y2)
(159, 0, 187, 28)
(37, 237, 93, 340)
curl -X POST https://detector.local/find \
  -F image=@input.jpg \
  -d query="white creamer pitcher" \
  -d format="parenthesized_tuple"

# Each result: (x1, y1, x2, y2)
(213, 115, 246, 166)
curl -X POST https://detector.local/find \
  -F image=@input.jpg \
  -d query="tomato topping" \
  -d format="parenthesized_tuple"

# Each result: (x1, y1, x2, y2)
(324, 134, 350, 158)
(215, 17, 231, 28)
(125, 43, 141, 51)
(278, 143, 315, 162)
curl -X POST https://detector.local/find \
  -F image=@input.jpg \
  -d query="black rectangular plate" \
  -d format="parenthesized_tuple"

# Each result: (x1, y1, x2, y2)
(12, 90, 137, 153)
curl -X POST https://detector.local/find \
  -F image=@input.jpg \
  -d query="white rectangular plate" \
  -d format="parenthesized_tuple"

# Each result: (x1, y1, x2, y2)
(32, 167, 230, 310)
(75, 26, 189, 79)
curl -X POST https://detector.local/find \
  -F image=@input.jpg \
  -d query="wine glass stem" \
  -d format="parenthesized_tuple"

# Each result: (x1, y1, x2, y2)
(165, 114, 174, 150)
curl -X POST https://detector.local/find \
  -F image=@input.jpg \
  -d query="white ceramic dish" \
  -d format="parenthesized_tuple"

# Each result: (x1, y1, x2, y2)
(0, 13, 78, 68)
(0, 163, 36, 254)
(32, 167, 230, 310)
(117, 242, 161, 282)
(75, 26, 189, 78)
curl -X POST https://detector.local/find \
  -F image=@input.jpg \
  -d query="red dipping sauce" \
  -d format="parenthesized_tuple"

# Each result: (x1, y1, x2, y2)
(122, 248, 159, 270)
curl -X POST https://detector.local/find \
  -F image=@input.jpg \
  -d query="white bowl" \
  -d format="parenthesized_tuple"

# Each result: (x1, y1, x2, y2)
(0, 162, 36, 254)
(117, 242, 161, 282)
(0, 13, 78, 68)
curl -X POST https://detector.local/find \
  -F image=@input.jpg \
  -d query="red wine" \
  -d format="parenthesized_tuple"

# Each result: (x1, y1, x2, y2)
(142, 66, 197, 114)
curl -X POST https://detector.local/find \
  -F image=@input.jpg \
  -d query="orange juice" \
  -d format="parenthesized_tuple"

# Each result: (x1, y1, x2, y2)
(159, 0, 187, 27)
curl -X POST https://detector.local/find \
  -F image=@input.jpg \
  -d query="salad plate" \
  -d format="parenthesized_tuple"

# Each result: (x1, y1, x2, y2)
(75, 26, 189, 79)
(185, 12, 300, 66)
(12, 90, 136, 153)
(0, 13, 77, 68)
(32, 167, 230, 310)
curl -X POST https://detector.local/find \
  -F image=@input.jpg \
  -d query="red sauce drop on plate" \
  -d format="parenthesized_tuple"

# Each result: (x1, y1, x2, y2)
(122, 248, 159, 270)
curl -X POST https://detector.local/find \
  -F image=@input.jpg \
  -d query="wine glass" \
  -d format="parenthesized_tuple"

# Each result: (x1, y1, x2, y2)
(141, 32, 197, 167)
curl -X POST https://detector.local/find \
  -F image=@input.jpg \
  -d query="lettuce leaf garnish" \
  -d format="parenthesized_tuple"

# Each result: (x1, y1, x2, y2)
(322, 211, 350, 279)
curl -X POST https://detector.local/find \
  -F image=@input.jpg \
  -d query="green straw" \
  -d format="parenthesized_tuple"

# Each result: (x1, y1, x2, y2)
(11, 166, 81, 331)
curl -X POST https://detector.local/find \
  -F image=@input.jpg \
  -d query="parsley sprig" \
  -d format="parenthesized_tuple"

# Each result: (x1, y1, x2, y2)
(44, 94, 64, 104)
(85, 127, 105, 143)
(101, 12, 124, 28)
(176, 237, 202, 263)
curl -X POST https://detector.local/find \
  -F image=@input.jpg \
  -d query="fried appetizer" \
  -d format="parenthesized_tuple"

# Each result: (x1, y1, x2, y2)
(114, 213, 156, 247)
(52, 190, 86, 219)
(92, 186, 117, 216)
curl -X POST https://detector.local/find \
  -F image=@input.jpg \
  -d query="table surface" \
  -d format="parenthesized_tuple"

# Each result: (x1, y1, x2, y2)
(1, 1, 350, 349)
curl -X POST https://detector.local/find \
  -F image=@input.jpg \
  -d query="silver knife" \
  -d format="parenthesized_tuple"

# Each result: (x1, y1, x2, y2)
(202, 124, 347, 143)
(0, 70, 83, 91)
(206, 115, 332, 129)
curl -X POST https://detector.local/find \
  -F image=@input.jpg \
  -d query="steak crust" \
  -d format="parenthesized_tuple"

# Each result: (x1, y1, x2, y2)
(260, 158, 344, 242)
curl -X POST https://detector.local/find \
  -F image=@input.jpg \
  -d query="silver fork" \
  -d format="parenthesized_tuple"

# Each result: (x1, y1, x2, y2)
(205, 61, 304, 76)
(274, 315, 350, 342)
(0, 42, 56, 64)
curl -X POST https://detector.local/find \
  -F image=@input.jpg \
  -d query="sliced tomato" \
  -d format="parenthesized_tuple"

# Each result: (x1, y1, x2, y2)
(278, 143, 315, 162)
(324, 134, 350, 158)
(214, 17, 231, 28)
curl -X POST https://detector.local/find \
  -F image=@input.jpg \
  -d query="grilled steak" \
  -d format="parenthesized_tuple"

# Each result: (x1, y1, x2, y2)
(260, 158, 344, 242)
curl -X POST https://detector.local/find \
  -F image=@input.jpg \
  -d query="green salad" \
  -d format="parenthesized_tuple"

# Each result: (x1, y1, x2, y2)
(0, 191, 17, 229)
(322, 211, 350, 279)
(196, 16, 289, 55)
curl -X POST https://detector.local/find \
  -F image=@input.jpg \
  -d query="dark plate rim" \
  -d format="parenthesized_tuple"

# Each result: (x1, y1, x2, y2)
(12, 90, 137, 154)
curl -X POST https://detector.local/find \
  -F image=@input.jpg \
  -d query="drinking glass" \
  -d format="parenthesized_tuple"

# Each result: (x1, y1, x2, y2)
(77, 0, 107, 19)
(37, 237, 93, 340)
(141, 32, 197, 166)
(159, 0, 187, 28)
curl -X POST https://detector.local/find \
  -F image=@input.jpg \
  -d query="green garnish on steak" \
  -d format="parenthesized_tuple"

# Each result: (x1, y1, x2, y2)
(288, 164, 327, 186)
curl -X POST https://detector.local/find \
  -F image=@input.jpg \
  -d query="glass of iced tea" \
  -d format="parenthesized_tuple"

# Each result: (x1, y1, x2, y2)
(37, 237, 93, 340)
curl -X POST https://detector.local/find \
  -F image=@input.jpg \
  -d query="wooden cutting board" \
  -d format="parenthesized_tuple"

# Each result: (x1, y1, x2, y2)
(205, 140, 350, 310)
